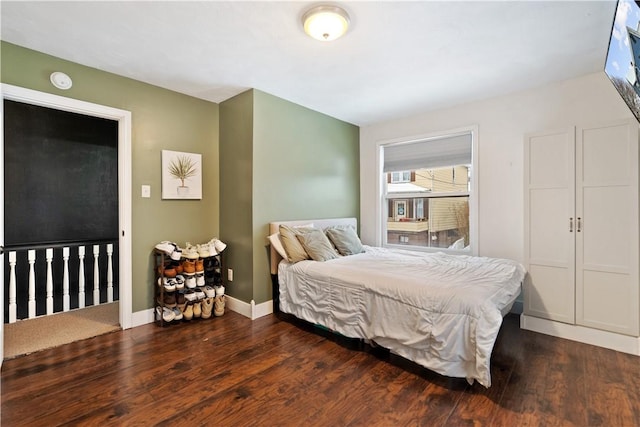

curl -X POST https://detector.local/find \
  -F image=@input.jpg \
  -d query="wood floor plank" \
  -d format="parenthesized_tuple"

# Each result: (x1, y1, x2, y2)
(3, 312, 640, 427)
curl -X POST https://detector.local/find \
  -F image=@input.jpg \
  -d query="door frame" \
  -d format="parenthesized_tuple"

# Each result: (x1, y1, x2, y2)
(0, 83, 133, 365)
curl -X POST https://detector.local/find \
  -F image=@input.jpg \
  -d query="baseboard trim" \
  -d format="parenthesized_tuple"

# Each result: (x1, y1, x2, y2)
(520, 314, 640, 356)
(132, 308, 154, 328)
(226, 296, 273, 320)
(132, 297, 274, 326)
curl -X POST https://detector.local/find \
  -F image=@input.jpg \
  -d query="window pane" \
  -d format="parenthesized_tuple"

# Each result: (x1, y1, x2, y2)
(386, 196, 469, 250)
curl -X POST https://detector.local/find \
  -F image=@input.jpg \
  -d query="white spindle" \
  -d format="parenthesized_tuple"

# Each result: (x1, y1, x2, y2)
(78, 246, 85, 308)
(28, 250, 36, 319)
(46, 248, 54, 315)
(93, 245, 100, 305)
(8, 251, 17, 323)
(107, 244, 114, 303)
(63, 247, 70, 312)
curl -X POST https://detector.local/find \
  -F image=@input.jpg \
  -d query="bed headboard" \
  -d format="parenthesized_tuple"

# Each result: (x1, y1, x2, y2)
(268, 217, 357, 275)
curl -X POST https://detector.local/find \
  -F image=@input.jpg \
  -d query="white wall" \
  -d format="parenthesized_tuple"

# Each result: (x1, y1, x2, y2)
(360, 72, 635, 262)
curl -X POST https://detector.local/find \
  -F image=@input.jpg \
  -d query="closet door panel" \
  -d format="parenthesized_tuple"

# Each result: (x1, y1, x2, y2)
(576, 120, 639, 336)
(524, 128, 575, 323)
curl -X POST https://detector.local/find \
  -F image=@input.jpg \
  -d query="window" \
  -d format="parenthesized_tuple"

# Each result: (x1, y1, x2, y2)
(390, 171, 411, 183)
(381, 131, 474, 252)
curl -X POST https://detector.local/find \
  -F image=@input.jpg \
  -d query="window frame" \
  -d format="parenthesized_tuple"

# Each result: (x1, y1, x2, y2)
(376, 126, 479, 255)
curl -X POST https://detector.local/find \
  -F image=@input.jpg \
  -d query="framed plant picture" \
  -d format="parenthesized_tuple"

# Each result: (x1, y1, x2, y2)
(161, 150, 202, 199)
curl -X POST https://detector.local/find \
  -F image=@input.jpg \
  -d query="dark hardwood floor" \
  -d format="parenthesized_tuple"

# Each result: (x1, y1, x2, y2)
(2, 311, 640, 426)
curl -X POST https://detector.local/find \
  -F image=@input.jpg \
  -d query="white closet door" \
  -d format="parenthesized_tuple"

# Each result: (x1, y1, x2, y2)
(524, 128, 575, 323)
(576, 119, 639, 336)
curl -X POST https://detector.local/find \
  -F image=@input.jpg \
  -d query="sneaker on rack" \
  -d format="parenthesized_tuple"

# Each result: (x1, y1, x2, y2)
(195, 259, 204, 273)
(214, 295, 225, 317)
(196, 272, 205, 287)
(172, 306, 183, 321)
(185, 275, 196, 289)
(204, 285, 216, 298)
(215, 285, 225, 297)
(194, 287, 206, 300)
(193, 301, 202, 318)
(184, 289, 197, 302)
(182, 259, 196, 276)
(181, 302, 193, 321)
(182, 243, 199, 260)
(197, 244, 211, 258)
(201, 297, 213, 319)
(174, 275, 185, 290)
(156, 306, 175, 323)
(213, 239, 227, 254)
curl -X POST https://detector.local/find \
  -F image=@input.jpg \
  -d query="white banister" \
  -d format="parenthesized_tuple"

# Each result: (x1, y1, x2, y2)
(46, 248, 54, 315)
(28, 250, 36, 319)
(63, 247, 70, 312)
(107, 243, 114, 303)
(78, 246, 85, 308)
(93, 245, 100, 305)
(8, 251, 17, 323)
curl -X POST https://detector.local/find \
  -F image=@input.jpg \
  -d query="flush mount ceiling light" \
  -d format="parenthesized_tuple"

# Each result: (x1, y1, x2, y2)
(302, 5, 350, 41)
(50, 72, 72, 90)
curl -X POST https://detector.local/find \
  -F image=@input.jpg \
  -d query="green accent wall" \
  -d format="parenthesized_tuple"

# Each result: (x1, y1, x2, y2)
(219, 90, 255, 303)
(220, 89, 360, 305)
(1, 42, 220, 312)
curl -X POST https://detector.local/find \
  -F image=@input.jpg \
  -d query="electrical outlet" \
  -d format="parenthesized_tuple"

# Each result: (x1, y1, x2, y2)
(141, 185, 151, 198)
(227, 268, 233, 282)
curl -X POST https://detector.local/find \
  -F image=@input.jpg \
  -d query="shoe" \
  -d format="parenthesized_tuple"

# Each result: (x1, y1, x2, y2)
(158, 292, 177, 308)
(182, 243, 199, 260)
(201, 297, 213, 319)
(176, 291, 186, 305)
(172, 307, 183, 321)
(156, 306, 175, 323)
(182, 259, 196, 275)
(185, 275, 196, 289)
(181, 303, 193, 321)
(197, 244, 211, 258)
(215, 285, 225, 297)
(173, 262, 184, 275)
(195, 259, 204, 273)
(204, 285, 216, 298)
(162, 266, 178, 279)
(196, 272, 205, 287)
(194, 287, 205, 300)
(193, 301, 202, 318)
(213, 239, 227, 254)
(164, 278, 176, 292)
(214, 295, 225, 316)
(174, 275, 185, 290)
(155, 241, 182, 261)
(184, 289, 197, 302)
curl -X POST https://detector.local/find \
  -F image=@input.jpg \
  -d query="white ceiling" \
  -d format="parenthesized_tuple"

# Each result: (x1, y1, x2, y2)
(1, 1, 617, 126)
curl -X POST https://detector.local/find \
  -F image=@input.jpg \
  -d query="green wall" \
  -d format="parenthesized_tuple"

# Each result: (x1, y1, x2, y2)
(1, 42, 220, 312)
(220, 89, 360, 305)
(219, 90, 255, 303)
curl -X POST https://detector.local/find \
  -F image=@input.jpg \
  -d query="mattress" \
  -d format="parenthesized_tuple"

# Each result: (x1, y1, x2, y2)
(277, 245, 526, 387)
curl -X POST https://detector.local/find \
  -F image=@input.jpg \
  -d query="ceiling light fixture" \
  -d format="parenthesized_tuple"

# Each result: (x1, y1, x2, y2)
(50, 72, 73, 90)
(302, 5, 350, 42)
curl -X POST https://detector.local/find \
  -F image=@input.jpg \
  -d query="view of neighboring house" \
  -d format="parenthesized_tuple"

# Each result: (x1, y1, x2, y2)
(386, 165, 470, 250)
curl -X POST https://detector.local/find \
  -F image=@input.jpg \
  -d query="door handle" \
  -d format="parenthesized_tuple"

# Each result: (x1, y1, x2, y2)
(569, 218, 573, 232)
(577, 217, 582, 232)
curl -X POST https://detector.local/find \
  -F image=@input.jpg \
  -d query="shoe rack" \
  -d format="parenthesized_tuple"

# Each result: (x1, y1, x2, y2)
(153, 248, 226, 327)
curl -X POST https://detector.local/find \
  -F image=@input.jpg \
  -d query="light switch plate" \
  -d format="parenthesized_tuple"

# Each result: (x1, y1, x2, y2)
(141, 185, 151, 198)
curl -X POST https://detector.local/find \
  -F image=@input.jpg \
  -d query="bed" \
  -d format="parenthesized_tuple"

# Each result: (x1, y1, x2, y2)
(268, 218, 525, 388)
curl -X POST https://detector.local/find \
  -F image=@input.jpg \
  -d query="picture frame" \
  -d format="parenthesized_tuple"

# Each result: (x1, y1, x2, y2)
(161, 150, 202, 200)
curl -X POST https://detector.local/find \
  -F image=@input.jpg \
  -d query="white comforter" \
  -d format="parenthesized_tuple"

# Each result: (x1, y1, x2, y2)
(278, 246, 526, 387)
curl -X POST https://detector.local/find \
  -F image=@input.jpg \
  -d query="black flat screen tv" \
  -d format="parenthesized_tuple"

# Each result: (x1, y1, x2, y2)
(605, 0, 640, 122)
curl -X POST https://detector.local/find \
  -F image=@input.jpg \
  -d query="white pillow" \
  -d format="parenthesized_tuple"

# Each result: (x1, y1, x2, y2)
(268, 233, 288, 259)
